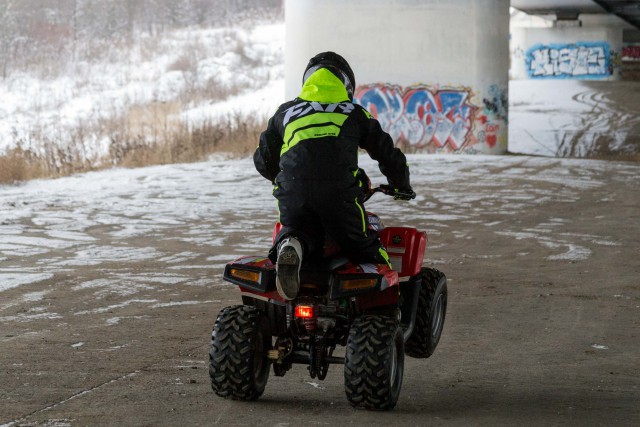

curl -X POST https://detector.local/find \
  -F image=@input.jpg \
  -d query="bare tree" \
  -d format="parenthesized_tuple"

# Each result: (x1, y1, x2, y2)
(0, 0, 22, 77)
(0, 0, 282, 77)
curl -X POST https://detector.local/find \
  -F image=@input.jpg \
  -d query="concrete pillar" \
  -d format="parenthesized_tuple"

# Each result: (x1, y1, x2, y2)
(285, 0, 510, 154)
(511, 15, 624, 81)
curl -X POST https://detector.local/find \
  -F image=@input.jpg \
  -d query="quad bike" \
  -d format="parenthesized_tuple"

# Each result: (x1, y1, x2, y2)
(209, 181, 447, 410)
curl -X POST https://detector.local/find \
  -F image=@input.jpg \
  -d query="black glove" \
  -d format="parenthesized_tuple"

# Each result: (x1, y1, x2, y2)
(392, 187, 416, 201)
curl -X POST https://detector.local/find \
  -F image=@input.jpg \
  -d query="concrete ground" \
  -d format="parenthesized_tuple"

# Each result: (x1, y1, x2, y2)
(1, 155, 639, 426)
(509, 80, 640, 161)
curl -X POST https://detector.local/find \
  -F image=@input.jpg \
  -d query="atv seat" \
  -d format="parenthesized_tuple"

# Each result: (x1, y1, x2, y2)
(301, 256, 349, 272)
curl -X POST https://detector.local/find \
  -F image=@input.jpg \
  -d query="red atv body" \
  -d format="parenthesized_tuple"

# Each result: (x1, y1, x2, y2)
(209, 186, 447, 410)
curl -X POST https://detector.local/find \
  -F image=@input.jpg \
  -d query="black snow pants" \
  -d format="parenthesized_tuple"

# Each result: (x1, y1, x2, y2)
(270, 180, 389, 266)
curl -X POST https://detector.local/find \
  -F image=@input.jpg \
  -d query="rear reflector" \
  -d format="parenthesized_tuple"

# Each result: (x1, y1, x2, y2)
(294, 305, 314, 319)
(341, 278, 378, 291)
(230, 268, 260, 283)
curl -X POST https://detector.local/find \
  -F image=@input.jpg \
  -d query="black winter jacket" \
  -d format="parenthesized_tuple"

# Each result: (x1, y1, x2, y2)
(253, 68, 410, 190)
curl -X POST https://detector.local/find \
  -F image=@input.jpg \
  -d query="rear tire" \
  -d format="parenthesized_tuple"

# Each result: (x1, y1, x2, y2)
(405, 267, 447, 358)
(344, 315, 404, 410)
(209, 305, 270, 400)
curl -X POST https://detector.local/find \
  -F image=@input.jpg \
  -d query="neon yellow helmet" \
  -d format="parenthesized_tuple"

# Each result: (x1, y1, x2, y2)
(302, 51, 355, 100)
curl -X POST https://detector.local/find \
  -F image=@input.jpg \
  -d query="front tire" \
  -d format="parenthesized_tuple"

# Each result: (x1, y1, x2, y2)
(344, 315, 404, 410)
(405, 267, 447, 358)
(209, 305, 270, 400)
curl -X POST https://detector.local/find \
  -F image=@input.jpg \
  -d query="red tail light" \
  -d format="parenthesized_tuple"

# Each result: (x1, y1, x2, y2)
(295, 305, 314, 319)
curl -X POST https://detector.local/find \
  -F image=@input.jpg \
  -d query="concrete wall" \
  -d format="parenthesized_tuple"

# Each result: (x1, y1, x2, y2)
(511, 18, 624, 80)
(285, 0, 510, 154)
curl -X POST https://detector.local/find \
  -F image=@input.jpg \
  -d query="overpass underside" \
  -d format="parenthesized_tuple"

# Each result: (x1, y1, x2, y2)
(285, 0, 639, 158)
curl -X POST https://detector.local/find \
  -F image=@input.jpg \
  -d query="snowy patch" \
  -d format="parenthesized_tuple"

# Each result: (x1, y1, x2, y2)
(118, 274, 188, 285)
(57, 246, 162, 266)
(167, 264, 224, 270)
(0, 273, 54, 292)
(545, 244, 592, 261)
(98, 343, 131, 352)
(22, 291, 50, 302)
(151, 300, 219, 308)
(305, 381, 326, 390)
(0, 235, 81, 249)
(74, 299, 159, 315)
(73, 279, 155, 298)
(158, 252, 201, 263)
(590, 239, 620, 247)
(106, 316, 150, 326)
(0, 311, 63, 323)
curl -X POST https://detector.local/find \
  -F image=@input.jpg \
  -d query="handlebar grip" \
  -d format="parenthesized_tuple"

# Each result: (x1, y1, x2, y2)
(379, 185, 416, 200)
(403, 189, 417, 200)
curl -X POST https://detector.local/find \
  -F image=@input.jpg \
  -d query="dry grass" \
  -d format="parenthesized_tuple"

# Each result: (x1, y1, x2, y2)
(0, 150, 29, 183)
(102, 99, 265, 168)
(0, 112, 265, 184)
(0, 147, 47, 183)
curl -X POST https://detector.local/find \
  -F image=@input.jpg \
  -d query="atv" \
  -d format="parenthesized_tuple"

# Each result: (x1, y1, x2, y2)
(209, 182, 447, 410)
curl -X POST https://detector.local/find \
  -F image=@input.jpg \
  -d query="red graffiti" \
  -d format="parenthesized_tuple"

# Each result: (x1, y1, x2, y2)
(622, 45, 640, 60)
(485, 123, 499, 148)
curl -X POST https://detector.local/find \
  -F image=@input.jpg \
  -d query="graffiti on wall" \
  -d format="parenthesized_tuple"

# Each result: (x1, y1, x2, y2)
(354, 84, 478, 151)
(478, 84, 508, 149)
(482, 84, 508, 122)
(610, 50, 622, 76)
(525, 42, 611, 79)
(622, 44, 640, 61)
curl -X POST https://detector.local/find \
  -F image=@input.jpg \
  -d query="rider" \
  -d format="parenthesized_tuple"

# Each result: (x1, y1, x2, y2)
(254, 51, 412, 300)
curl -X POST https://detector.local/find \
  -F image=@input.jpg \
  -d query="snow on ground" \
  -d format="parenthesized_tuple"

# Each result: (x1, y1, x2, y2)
(1, 153, 638, 309)
(0, 155, 274, 302)
(509, 79, 640, 157)
(509, 80, 586, 157)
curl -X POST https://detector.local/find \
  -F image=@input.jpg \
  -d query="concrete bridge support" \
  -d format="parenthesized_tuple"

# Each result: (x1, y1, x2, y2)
(285, 0, 510, 154)
(511, 15, 624, 81)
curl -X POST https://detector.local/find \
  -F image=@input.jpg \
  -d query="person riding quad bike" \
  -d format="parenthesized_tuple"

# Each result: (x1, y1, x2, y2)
(253, 51, 413, 300)
(212, 62, 446, 408)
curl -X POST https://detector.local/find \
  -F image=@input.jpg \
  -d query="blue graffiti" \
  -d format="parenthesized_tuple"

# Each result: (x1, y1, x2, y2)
(525, 42, 611, 79)
(356, 85, 404, 123)
(354, 85, 476, 150)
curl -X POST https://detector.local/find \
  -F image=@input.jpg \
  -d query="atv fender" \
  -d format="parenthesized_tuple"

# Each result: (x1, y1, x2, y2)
(379, 227, 427, 279)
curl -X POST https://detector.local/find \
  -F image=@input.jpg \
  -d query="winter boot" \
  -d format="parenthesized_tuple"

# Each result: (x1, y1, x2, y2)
(276, 237, 303, 300)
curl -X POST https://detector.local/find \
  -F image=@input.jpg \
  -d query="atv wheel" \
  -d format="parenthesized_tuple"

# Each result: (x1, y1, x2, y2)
(344, 315, 404, 410)
(209, 305, 270, 400)
(405, 267, 447, 358)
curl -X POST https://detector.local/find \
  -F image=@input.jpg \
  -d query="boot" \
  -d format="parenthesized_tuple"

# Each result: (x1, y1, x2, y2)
(276, 237, 303, 300)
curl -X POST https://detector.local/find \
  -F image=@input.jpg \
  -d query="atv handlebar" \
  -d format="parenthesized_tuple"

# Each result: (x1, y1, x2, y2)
(364, 184, 416, 202)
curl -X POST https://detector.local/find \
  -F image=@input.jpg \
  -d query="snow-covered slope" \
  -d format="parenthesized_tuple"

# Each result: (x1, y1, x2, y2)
(0, 24, 285, 156)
